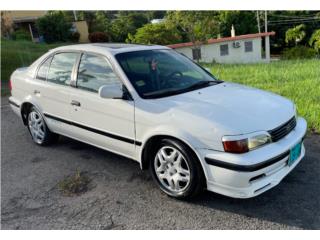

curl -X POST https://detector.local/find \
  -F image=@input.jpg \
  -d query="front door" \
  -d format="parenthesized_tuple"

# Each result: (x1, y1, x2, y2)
(68, 53, 136, 158)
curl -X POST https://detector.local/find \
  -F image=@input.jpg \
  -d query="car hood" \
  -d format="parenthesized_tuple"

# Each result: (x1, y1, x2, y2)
(154, 82, 295, 135)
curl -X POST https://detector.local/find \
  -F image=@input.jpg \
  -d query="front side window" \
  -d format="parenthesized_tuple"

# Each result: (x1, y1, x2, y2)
(77, 54, 121, 93)
(115, 50, 220, 99)
(47, 52, 78, 86)
(220, 44, 229, 56)
(36, 56, 52, 80)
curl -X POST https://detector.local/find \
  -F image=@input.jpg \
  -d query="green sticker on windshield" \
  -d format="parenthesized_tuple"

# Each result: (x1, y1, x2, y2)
(136, 80, 146, 87)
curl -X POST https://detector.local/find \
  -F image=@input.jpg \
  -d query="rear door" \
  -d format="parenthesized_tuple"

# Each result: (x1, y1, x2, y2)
(68, 52, 136, 158)
(34, 51, 80, 136)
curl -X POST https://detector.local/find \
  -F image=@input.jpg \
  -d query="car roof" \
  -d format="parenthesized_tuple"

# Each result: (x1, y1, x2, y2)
(50, 43, 171, 56)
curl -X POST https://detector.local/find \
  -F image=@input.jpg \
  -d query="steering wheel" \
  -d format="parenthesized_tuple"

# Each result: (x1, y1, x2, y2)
(161, 71, 183, 87)
(167, 71, 183, 79)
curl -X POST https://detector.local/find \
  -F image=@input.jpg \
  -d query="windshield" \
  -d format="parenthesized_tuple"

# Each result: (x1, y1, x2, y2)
(115, 49, 221, 99)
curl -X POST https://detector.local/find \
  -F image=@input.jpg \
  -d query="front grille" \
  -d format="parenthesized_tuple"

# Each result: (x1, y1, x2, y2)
(268, 116, 296, 142)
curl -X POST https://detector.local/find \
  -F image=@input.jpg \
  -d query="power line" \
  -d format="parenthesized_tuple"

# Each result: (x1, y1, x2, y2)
(268, 19, 320, 26)
(268, 17, 320, 23)
(268, 13, 320, 18)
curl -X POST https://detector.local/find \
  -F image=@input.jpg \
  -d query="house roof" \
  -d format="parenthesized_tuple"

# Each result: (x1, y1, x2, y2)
(167, 32, 276, 49)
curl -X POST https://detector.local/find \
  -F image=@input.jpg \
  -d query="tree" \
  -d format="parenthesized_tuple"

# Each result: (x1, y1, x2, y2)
(285, 24, 306, 46)
(111, 12, 148, 42)
(261, 11, 320, 53)
(127, 22, 182, 45)
(1, 11, 12, 38)
(309, 29, 320, 52)
(36, 11, 72, 43)
(76, 11, 117, 35)
(77, 11, 97, 32)
(90, 12, 112, 34)
(166, 11, 219, 55)
(218, 11, 257, 37)
(144, 11, 166, 22)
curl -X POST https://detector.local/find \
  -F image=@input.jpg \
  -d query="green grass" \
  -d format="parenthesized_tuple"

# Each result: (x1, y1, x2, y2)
(204, 60, 320, 133)
(1, 40, 319, 132)
(1, 39, 67, 95)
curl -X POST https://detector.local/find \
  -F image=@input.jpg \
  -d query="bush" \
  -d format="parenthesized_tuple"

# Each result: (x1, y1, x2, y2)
(69, 32, 80, 42)
(281, 46, 317, 60)
(309, 29, 320, 53)
(88, 32, 109, 43)
(36, 11, 72, 43)
(11, 29, 32, 41)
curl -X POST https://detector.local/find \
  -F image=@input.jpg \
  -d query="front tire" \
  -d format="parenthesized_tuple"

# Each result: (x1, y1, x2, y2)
(150, 139, 205, 199)
(27, 106, 58, 146)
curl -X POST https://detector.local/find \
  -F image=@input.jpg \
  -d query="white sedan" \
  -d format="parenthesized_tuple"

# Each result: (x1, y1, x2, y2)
(9, 43, 307, 199)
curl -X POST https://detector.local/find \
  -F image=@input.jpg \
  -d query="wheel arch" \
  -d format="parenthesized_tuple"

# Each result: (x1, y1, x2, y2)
(140, 134, 208, 184)
(20, 98, 44, 125)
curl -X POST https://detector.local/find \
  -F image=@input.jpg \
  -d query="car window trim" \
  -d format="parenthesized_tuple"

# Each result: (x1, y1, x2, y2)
(35, 55, 53, 81)
(34, 54, 54, 81)
(73, 51, 133, 101)
(34, 50, 81, 86)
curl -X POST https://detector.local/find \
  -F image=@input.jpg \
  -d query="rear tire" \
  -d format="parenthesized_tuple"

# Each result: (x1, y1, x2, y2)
(27, 106, 59, 146)
(150, 138, 205, 199)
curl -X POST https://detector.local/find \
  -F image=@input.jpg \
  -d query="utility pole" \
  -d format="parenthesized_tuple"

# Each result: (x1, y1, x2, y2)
(73, 10, 78, 21)
(265, 10, 270, 62)
(256, 11, 261, 33)
(264, 11, 268, 33)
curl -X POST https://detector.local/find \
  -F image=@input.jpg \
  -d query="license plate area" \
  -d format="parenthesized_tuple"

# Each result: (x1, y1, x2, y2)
(288, 141, 302, 166)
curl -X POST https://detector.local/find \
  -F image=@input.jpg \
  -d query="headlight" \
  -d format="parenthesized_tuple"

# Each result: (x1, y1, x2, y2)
(222, 132, 272, 153)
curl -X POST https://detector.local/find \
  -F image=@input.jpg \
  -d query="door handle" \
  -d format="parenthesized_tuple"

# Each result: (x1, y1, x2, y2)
(34, 90, 40, 94)
(71, 100, 81, 107)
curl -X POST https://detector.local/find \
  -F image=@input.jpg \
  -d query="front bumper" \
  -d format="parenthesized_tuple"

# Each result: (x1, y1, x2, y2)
(197, 117, 307, 198)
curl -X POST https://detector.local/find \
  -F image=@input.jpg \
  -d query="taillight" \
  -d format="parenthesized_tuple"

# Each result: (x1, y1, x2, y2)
(223, 139, 249, 153)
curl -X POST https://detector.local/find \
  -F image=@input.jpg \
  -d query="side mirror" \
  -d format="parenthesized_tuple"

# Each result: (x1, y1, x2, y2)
(99, 84, 123, 99)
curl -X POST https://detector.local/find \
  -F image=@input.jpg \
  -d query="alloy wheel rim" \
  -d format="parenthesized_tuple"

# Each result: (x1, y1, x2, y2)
(154, 146, 191, 193)
(28, 111, 45, 144)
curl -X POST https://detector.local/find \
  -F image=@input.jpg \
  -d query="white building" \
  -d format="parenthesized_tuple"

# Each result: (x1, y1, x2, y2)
(151, 19, 165, 24)
(167, 32, 275, 64)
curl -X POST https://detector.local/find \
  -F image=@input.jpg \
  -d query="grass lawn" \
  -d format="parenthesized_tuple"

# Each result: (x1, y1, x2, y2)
(205, 59, 320, 133)
(1, 40, 319, 132)
(1, 40, 67, 95)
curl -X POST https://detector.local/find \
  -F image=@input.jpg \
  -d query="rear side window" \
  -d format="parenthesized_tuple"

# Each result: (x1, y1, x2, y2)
(77, 54, 121, 93)
(47, 52, 78, 86)
(36, 56, 52, 80)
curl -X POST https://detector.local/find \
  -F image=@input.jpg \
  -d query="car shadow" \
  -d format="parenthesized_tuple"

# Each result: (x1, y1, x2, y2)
(59, 135, 320, 229)
(188, 145, 320, 229)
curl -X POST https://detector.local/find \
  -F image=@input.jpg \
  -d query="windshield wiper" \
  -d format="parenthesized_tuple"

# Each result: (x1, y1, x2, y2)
(184, 80, 218, 91)
(144, 88, 184, 99)
(143, 80, 221, 99)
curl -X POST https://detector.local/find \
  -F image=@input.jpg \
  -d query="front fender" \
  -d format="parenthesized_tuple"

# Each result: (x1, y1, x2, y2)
(138, 125, 210, 180)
